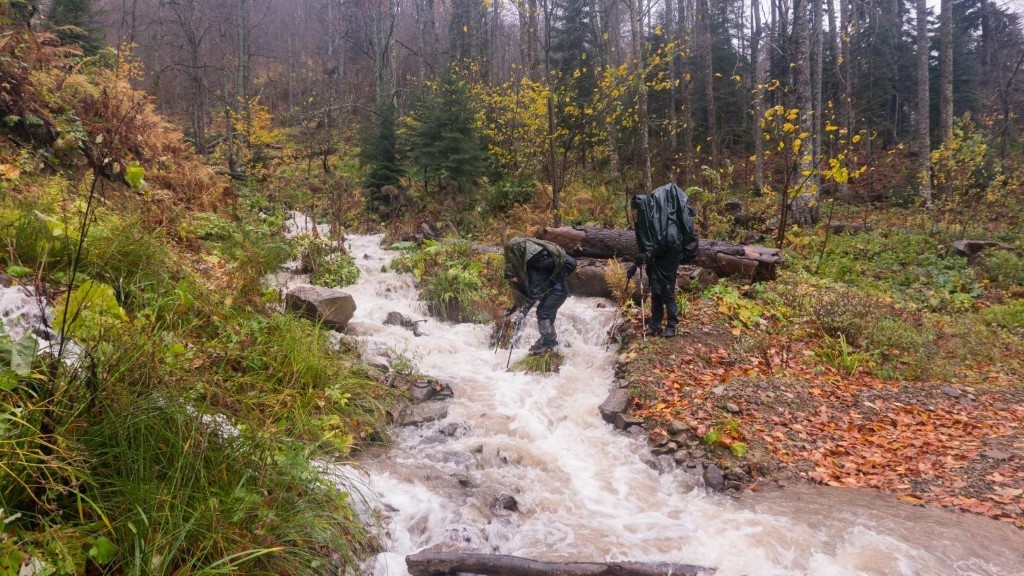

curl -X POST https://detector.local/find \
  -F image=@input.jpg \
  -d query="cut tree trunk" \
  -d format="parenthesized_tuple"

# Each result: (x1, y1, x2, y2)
(568, 258, 717, 300)
(536, 227, 783, 281)
(406, 552, 714, 576)
(947, 240, 1020, 263)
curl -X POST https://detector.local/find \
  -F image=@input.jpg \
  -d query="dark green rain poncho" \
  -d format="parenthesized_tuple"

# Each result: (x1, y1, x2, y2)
(502, 237, 571, 311)
(632, 183, 698, 297)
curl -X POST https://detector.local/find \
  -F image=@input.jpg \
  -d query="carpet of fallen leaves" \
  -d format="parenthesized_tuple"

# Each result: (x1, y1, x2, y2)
(621, 299, 1024, 530)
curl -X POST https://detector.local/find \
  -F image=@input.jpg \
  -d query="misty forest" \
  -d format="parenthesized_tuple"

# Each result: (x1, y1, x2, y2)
(1, 0, 1024, 574)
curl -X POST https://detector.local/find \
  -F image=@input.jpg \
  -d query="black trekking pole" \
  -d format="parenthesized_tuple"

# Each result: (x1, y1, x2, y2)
(505, 316, 524, 369)
(638, 264, 647, 343)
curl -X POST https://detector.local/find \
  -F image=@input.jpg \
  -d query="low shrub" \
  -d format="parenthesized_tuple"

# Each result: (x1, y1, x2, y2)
(0, 202, 72, 275)
(81, 392, 379, 575)
(483, 178, 535, 214)
(422, 262, 484, 322)
(862, 315, 938, 380)
(812, 229, 985, 312)
(292, 233, 360, 289)
(179, 211, 238, 242)
(185, 312, 393, 453)
(813, 333, 873, 375)
(705, 283, 770, 329)
(310, 252, 360, 288)
(83, 213, 182, 312)
(808, 287, 879, 347)
(980, 299, 1024, 334)
(510, 350, 563, 373)
(974, 249, 1024, 291)
(393, 239, 505, 322)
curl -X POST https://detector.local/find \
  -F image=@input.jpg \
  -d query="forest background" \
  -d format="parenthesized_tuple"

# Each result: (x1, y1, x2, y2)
(2, 0, 1024, 574)
(79, 0, 1024, 229)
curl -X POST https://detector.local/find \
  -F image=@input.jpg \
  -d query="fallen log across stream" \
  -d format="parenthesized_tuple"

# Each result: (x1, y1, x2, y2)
(406, 552, 716, 576)
(535, 226, 782, 282)
(566, 258, 717, 300)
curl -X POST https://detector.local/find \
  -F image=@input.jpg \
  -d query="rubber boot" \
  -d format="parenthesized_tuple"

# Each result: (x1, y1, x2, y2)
(646, 294, 664, 336)
(663, 299, 679, 338)
(530, 319, 558, 355)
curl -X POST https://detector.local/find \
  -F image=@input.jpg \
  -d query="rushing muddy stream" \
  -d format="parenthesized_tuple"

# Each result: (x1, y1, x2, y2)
(291, 230, 1024, 576)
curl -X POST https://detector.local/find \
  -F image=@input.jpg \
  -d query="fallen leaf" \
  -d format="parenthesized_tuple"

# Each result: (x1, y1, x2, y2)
(0, 163, 20, 180)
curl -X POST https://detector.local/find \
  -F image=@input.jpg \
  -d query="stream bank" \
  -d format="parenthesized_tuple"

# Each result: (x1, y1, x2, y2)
(306, 232, 1024, 576)
(616, 295, 1024, 529)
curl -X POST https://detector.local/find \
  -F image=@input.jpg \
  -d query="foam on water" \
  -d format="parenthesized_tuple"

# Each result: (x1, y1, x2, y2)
(0, 285, 83, 363)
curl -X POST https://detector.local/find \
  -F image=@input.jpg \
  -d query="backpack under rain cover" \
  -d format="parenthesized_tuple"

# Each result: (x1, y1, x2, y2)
(633, 183, 700, 263)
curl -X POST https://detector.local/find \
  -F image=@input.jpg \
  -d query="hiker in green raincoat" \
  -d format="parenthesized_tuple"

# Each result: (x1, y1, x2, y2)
(628, 183, 699, 337)
(503, 237, 577, 354)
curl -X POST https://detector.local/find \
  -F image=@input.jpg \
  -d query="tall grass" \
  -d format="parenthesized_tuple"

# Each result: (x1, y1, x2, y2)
(0, 187, 394, 574)
(81, 392, 378, 575)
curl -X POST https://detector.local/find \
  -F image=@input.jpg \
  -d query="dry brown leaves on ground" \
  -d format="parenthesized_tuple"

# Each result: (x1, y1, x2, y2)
(624, 300, 1024, 529)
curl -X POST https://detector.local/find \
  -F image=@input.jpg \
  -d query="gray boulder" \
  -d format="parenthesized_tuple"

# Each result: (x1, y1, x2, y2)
(286, 285, 356, 330)
(400, 403, 449, 426)
(599, 388, 630, 424)
(702, 463, 725, 492)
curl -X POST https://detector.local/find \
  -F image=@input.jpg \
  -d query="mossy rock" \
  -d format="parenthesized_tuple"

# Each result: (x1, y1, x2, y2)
(510, 350, 563, 373)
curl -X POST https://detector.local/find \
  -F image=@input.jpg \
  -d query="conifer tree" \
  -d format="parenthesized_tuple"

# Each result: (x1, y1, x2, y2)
(550, 0, 597, 164)
(408, 71, 488, 202)
(361, 103, 404, 215)
(48, 0, 103, 55)
(551, 0, 596, 102)
(2, 0, 37, 28)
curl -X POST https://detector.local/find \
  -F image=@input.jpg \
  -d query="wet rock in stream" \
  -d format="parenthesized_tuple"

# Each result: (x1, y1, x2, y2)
(702, 463, 725, 492)
(599, 388, 630, 424)
(285, 285, 356, 330)
(493, 492, 519, 513)
(407, 377, 454, 402)
(400, 403, 449, 426)
(383, 311, 426, 336)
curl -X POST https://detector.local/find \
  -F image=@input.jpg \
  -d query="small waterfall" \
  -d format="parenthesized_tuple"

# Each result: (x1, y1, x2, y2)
(316, 234, 1024, 576)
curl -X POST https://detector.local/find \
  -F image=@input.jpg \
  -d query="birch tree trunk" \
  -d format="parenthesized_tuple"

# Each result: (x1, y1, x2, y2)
(627, 0, 652, 192)
(752, 0, 766, 193)
(791, 0, 819, 226)
(696, 0, 719, 168)
(916, 0, 932, 206)
(940, 0, 953, 143)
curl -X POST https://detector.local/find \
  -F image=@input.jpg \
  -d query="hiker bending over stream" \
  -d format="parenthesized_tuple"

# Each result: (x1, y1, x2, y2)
(628, 183, 699, 338)
(503, 237, 577, 355)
